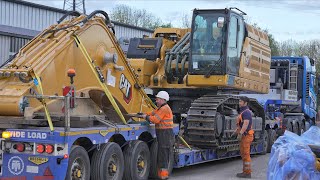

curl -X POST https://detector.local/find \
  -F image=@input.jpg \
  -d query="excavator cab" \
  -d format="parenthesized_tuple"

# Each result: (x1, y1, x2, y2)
(189, 8, 245, 77)
(127, 8, 270, 94)
(185, 8, 270, 94)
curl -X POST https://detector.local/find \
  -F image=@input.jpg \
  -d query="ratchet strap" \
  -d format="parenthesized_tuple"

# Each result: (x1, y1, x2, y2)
(30, 71, 54, 131)
(73, 34, 127, 124)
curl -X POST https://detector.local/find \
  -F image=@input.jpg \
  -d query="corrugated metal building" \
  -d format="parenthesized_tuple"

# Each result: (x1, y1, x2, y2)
(0, 0, 153, 64)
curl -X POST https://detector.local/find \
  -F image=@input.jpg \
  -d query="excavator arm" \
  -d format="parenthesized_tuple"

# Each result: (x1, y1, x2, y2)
(0, 10, 155, 124)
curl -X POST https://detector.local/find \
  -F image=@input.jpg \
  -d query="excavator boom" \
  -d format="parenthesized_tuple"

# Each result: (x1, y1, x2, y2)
(0, 11, 154, 124)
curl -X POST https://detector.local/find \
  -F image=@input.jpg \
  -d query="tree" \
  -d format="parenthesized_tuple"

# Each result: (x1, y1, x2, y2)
(110, 4, 169, 30)
(266, 31, 280, 56)
(181, 12, 191, 28)
(250, 23, 280, 56)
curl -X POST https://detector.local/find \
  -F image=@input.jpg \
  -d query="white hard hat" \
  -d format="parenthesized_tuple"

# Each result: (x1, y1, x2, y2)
(156, 91, 169, 101)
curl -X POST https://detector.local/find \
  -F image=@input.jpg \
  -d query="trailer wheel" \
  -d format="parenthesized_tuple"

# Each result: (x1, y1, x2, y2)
(123, 140, 150, 180)
(305, 121, 311, 131)
(299, 122, 306, 135)
(91, 142, 124, 180)
(66, 145, 90, 180)
(262, 130, 268, 155)
(293, 123, 299, 134)
(298, 122, 305, 136)
(267, 129, 277, 153)
(149, 140, 158, 179)
(289, 122, 294, 132)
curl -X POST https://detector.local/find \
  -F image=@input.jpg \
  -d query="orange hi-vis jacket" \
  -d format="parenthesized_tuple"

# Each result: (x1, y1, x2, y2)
(146, 103, 173, 129)
(237, 109, 254, 135)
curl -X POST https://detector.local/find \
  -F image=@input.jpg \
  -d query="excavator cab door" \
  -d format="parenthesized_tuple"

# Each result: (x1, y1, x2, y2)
(226, 12, 245, 76)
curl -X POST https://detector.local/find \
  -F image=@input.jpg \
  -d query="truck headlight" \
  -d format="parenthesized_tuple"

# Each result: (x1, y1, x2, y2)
(2, 131, 11, 139)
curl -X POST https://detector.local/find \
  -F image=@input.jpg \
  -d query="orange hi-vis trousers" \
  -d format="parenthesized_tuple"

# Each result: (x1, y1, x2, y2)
(240, 134, 254, 174)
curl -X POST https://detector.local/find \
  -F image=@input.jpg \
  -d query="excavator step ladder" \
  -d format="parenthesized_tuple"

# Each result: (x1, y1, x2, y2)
(289, 61, 298, 91)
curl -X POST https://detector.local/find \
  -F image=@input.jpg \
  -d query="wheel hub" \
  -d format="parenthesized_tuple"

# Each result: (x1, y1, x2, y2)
(138, 160, 145, 168)
(108, 161, 117, 175)
(137, 155, 145, 173)
(72, 168, 82, 178)
(71, 158, 84, 180)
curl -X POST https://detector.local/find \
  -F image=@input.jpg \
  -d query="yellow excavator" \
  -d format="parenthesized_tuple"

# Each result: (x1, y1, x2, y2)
(127, 8, 271, 147)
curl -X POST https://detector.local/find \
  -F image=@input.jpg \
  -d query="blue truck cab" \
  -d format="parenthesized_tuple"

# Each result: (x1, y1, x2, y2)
(244, 56, 317, 150)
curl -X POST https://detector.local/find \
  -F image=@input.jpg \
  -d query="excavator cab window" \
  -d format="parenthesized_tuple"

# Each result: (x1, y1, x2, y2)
(190, 12, 225, 75)
(227, 13, 245, 75)
(189, 9, 245, 77)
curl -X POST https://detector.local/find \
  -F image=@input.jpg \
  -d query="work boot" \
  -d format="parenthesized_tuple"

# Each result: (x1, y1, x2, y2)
(236, 172, 251, 178)
(158, 168, 169, 179)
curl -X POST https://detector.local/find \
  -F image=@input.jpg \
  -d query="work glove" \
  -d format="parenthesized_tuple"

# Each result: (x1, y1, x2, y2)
(140, 121, 150, 126)
(237, 133, 243, 141)
(136, 112, 145, 118)
(140, 115, 150, 126)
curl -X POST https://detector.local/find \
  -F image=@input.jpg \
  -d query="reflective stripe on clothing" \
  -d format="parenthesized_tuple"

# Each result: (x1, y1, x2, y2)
(146, 104, 173, 129)
(154, 114, 162, 121)
(240, 134, 253, 174)
(156, 122, 174, 129)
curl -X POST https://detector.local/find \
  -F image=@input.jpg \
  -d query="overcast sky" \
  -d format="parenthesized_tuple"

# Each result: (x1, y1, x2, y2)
(27, 0, 320, 42)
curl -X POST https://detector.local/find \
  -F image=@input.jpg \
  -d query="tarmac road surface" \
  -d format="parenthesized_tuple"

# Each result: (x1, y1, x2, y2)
(171, 153, 269, 180)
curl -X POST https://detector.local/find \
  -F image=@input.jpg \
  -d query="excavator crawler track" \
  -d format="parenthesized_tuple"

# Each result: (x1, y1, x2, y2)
(186, 95, 264, 149)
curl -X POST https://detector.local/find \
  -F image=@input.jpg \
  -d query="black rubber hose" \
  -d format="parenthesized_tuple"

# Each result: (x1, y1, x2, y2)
(85, 10, 111, 25)
(175, 43, 190, 76)
(165, 45, 179, 75)
(57, 11, 81, 24)
(85, 10, 115, 34)
(0, 53, 17, 68)
(45, 10, 115, 35)
(180, 54, 188, 82)
(166, 32, 190, 75)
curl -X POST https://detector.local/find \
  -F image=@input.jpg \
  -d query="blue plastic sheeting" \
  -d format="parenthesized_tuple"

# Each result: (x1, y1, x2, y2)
(268, 126, 320, 180)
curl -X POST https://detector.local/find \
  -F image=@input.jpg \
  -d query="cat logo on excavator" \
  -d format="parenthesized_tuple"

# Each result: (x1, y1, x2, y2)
(119, 74, 132, 104)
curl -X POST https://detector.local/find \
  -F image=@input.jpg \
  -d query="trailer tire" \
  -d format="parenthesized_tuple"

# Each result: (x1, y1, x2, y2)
(289, 122, 294, 132)
(299, 122, 306, 135)
(66, 145, 90, 180)
(149, 140, 158, 179)
(123, 140, 150, 180)
(305, 121, 311, 131)
(262, 130, 268, 155)
(293, 122, 299, 135)
(91, 142, 124, 180)
(267, 129, 277, 153)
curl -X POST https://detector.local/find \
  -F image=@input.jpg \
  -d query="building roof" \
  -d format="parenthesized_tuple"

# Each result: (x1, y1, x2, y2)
(4, 0, 154, 33)
(4, 0, 68, 13)
(0, 24, 39, 39)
